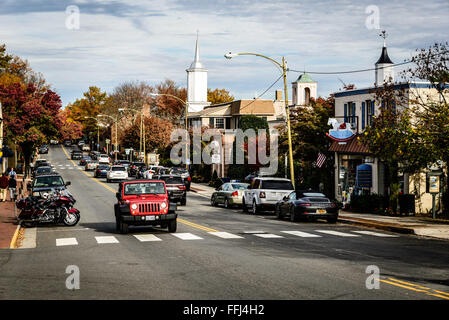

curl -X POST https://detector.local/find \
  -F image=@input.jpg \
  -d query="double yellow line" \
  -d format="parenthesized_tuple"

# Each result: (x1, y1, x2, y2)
(381, 277, 449, 300)
(60, 145, 219, 233)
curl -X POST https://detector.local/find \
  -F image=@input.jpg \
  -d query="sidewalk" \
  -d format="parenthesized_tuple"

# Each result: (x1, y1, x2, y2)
(338, 211, 449, 241)
(0, 175, 30, 249)
(190, 182, 216, 198)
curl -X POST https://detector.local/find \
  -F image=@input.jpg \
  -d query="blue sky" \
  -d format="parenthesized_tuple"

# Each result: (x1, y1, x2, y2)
(1, 0, 448, 106)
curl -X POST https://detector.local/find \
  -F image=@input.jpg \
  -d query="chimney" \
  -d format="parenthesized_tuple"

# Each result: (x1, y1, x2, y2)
(275, 90, 282, 101)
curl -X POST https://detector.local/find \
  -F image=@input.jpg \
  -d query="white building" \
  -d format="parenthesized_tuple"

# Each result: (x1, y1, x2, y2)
(186, 35, 210, 112)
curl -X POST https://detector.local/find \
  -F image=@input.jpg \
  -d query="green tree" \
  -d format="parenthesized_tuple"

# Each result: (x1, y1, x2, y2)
(207, 88, 234, 105)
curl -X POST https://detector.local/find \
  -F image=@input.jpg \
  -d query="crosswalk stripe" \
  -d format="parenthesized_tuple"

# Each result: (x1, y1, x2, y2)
(254, 233, 284, 238)
(208, 232, 244, 239)
(281, 231, 322, 238)
(134, 234, 162, 242)
(56, 238, 78, 246)
(171, 233, 203, 240)
(352, 230, 399, 237)
(315, 230, 360, 237)
(95, 236, 119, 244)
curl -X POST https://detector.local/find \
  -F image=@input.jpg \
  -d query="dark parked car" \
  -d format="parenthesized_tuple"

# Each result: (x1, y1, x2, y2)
(128, 161, 146, 177)
(63, 140, 72, 147)
(32, 166, 53, 178)
(153, 174, 186, 206)
(27, 173, 71, 198)
(94, 164, 110, 178)
(169, 167, 191, 191)
(71, 150, 83, 160)
(38, 145, 49, 154)
(79, 156, 91, 166)
(275, 190, 338, 223)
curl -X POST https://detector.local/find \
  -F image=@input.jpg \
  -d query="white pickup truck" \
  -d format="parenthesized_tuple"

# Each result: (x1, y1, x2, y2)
(242, 177, 294, 214)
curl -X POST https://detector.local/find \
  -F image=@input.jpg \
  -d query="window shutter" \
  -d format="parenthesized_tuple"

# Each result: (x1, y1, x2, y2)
(209, 117, 214, 127)
(344, 103, 347, 123)
(361, 101, 366, 129)
(352, 102, 356, 125)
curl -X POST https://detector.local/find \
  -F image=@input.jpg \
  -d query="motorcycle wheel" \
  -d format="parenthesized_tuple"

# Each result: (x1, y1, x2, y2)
(63, 211, 80, 226)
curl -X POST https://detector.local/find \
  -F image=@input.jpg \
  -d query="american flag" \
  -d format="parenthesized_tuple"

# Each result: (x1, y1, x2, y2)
(316, 152, 326, 168)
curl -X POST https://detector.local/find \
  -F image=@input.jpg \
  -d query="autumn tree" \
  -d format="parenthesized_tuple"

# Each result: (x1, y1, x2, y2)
(207, 88, 234, 105)
(66, 86, 108, 137)
(57, 109, 83, 141)
(151, 79, 187, 122)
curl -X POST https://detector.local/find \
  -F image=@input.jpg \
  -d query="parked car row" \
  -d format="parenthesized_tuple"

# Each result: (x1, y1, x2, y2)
(210, 176, 339, 224)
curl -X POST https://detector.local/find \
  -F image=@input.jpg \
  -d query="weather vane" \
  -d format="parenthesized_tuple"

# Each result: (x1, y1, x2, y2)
(379, 30, 388, 46)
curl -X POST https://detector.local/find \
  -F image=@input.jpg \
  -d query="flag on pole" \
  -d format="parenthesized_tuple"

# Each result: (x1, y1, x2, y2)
(316, 152, 326, 168)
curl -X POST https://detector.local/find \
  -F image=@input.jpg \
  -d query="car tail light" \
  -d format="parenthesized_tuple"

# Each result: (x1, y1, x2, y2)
(260, 192, 266, 198)
(298, 202, 311, 207)
(187, 177, 191, 181)
(178, 185, 186, 190)
(231, 191, 238, 197)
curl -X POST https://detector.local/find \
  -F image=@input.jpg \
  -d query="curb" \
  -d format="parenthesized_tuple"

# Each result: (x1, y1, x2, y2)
(338, 216, 416, 235)
(9, 224, 22, 249)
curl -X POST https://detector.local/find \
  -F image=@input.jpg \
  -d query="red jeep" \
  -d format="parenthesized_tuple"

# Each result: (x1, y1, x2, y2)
(114, 180, 177, 234)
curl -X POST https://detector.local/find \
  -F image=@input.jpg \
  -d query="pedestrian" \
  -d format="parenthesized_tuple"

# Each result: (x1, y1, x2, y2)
(0, 173, 8, 202)
(8, 174, 17, 202)
(8, 167, 16, 179)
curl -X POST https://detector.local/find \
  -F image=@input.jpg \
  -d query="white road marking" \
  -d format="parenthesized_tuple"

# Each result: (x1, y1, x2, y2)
(352, 230, 399, 237)
(243, 231, 266, 234)
(65, 164, 70, 166)
(254, 233, 284, 238)
(315, 230, 360, 237)
(95, 236, 119, 244)
(171, 233, 203, 240)
(134, 234, 162, 242)
(208, 232, 244, 239)
(281, 231, 322, 238)
(56, 238, 78, 246)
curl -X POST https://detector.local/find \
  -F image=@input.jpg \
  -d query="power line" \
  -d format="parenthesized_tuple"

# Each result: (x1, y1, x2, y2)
(289, 61, 412, 75)
(239, 73, 284, 112)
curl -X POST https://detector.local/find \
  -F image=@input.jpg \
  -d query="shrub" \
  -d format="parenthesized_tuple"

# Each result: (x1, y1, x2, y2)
(350, 193, 387, 213)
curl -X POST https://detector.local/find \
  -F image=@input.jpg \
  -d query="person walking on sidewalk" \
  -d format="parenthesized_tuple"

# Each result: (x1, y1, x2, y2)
(8, 174, 17, 202)
(8, 167, 16, 179)
(0, 173, 8, 202)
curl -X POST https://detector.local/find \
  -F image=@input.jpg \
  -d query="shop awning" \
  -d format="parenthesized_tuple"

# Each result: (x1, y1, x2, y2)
(328, 135, 370, 154)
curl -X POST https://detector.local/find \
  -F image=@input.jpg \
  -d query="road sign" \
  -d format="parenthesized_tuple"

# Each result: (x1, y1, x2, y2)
(105, 139, 110, 144)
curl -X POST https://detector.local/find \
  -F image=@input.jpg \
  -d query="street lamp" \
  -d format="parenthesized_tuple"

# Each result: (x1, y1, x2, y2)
(98, 113, 119, 162)
(150, 93, 189, 169)
(118, 107, 145, 164)
(224, 51, 295, 188)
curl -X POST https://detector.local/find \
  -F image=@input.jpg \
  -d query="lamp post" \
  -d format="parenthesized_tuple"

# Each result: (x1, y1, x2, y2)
(150, 93, 189, 169)
(224, 51, 295, 188)
(98, 114, 119, 162)
(118, 107, 145, 164)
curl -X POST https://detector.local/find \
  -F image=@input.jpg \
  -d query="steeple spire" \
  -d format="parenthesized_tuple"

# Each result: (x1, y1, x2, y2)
(190, 30, 204, 69)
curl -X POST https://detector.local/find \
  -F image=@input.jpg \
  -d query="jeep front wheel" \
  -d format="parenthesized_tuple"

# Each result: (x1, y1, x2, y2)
(119, 221, 129, 234)
(168, 219, 177, 233)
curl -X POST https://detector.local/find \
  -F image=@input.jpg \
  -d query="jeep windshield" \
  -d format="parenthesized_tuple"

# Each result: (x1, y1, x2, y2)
(260, 180, 294, 190)
(33, 176, 65, 188)
(161, 176, 184, 185)
(124, 182, 165, 195)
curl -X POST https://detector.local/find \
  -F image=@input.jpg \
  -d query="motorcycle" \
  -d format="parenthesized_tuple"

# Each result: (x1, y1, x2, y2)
(16, 189, 80, 227)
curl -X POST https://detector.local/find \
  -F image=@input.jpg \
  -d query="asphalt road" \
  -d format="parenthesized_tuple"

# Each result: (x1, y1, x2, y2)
(0, 145, 449, 300)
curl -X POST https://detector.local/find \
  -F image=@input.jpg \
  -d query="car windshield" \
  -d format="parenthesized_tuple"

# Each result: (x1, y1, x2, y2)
(261, 180, 294, 190)
(171, 168, 187, 173)
(112, 166, 126, 171)
(231, 183, 248, 190)
(161, 177, 184, 184)
(33, 176, 64, 187)
(98, 165, 109, 170)
(124, 182, 165, 195)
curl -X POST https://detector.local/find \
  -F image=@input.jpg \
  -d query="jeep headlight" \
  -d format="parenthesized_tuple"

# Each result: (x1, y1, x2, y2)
(131, 204, 138, 210)
(161, 202, 167, 209)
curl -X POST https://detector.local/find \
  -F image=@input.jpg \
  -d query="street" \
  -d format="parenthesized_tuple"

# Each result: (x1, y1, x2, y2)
(0, 145, 448, 300)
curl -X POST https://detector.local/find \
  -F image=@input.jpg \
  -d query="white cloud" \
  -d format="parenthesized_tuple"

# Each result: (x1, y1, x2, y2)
(0, 0, 448, 105)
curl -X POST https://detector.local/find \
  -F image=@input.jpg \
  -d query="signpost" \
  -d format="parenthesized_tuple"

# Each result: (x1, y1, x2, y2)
(426, 171, 442, 219)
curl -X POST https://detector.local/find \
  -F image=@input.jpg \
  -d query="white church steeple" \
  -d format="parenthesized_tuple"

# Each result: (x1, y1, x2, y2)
(186, 32, 210, 112)
(375, 30, 394, 86)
